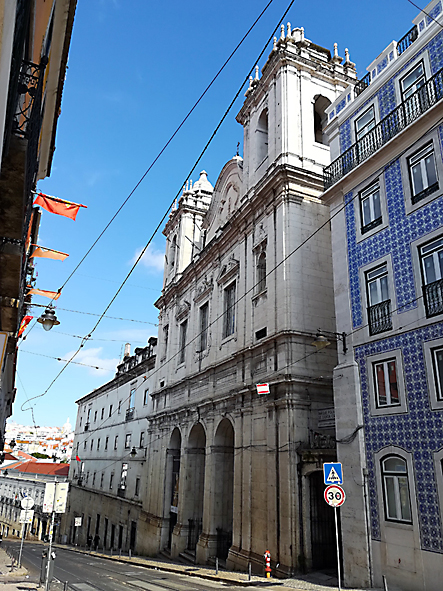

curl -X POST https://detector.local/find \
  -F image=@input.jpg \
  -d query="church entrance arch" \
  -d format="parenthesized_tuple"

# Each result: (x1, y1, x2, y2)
(184, 423, 206, 553)
(164, 428, 181, 550)
(212, 418, 234, 561)
(309, 470, 339, 571)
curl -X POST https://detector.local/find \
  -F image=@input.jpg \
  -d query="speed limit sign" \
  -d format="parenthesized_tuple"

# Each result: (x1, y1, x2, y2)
(324, 485, 346, 507)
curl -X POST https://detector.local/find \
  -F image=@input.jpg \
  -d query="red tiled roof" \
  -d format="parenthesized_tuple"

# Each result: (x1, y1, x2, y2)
(3, 461, 69, 476)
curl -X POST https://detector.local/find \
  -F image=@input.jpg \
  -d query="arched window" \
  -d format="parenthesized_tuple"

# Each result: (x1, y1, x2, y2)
(381, 455, 412, 522)
(257, 252, 266, 292)
(313, 95, 331, 145)
(257, 109, 268, 164)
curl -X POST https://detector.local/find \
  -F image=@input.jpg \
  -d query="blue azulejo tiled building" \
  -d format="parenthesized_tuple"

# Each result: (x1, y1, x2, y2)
(323, 1, 443, 589)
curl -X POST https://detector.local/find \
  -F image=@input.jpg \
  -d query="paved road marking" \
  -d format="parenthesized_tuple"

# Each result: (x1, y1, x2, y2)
(70, 583, 99, 591)
(127, 580, 192, 591)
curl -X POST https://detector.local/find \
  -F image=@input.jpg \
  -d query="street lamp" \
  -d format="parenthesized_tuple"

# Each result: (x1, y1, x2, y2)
(311, 330, 348, 354)
(37, 305, 60, 331)
(130, 447, 137, 458)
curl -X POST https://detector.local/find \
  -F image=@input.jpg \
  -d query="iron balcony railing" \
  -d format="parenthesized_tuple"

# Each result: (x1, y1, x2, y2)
(368, 300, 392, 335)
(397, 25, 419, 56)
(125, 408, 135, 421)
(325, 67, 443, 189)
(353, 25, 418, 99)
(354, 73, 371, 98)
(424, 279, 443, 318)
(84, 423, 90, 432)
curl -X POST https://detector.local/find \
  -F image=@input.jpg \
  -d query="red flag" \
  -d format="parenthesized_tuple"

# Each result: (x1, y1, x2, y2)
(31, 245, 69, 261)
(18, 316, 33, 338)
(33, 193, 87, 221)
(28, 288, 61, 300)
(75, 456, 81, 462)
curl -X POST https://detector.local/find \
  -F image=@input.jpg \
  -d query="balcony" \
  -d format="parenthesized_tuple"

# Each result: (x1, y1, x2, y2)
(125, 407, 135, 421)
(325, 67, 443, 189)
(354, 26, 418, 99)
(424, 279, 443, 318)
(117, 487, 126, 498)
(368, 300, 392, 336)
(84, 423, 90, 432)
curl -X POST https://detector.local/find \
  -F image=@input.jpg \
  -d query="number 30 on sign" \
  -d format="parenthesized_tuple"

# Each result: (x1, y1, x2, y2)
(324, 485, 346, 507)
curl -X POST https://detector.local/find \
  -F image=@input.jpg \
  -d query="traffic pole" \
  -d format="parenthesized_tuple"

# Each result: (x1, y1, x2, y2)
(334, 507, 341, 591)
(45, 510, 55, 591)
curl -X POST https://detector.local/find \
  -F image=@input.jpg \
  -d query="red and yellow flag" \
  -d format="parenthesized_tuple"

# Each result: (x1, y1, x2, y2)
(30, 245, 69, 261)
(33, 193, 87, 221)
(28, 288, 61, 300)
(18, 316, 33, 338)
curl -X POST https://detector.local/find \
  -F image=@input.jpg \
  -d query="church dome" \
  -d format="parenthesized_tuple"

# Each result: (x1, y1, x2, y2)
(192, 170, 213, 194)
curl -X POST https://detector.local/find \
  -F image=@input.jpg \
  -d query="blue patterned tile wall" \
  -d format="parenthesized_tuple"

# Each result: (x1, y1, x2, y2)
(346, 126, 443, 330)
(339, 29, 443, 154)
(426, 1, 442, 26)
(355, 323, 443, 552)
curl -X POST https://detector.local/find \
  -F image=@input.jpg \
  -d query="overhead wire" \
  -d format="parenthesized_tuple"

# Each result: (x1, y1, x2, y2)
(20, 0, 298, 415)
(22, 4, 442, 422)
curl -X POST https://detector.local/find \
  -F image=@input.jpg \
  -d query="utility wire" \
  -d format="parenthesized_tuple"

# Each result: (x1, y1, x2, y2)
(405, 0, 443, 29)
(49, 0, 279, 301)
(21, 0, 297, 413)
(24, 6, 441, 420)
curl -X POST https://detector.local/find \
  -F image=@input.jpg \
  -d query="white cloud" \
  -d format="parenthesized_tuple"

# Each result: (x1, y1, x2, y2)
(63, 347, 120, 376)
(132, 244, 164, 273)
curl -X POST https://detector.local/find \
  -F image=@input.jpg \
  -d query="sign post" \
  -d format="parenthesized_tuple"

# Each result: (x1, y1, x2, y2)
(43, 482, 68, 591)
(18, 497, 34, 567)
(323, 462, 345, 591)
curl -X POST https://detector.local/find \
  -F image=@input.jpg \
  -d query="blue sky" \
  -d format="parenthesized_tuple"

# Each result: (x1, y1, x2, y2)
(13, 0, 420, 428)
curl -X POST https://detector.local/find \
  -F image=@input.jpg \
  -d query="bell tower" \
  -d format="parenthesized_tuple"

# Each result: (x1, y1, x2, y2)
(237, 24, 357, 195)
(162, 170, 213, 288)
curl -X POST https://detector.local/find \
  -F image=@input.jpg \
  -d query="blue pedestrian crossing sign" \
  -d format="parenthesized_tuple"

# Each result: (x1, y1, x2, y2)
(323, 462, 343, 485)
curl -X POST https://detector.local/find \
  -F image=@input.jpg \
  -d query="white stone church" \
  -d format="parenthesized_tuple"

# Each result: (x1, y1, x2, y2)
(139, 25, 356, 575)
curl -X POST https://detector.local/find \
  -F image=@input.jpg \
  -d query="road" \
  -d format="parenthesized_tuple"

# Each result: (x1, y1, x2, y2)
(5, 541, 271, 591)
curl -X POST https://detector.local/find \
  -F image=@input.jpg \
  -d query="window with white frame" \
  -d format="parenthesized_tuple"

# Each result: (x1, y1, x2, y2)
(199, 303, 209, 352)
(139, 431, 145, 448)
(129, 387, 136, 409)
(114, 435, 118, 450)
(109, 473, 114, 490)
(143, 388, 149, 405)
(431, 346, 443, 401)
(408, 144, 438, 204)
(373, 359, 400, 407)
(420, 236, 443, 317)
(109, 404, 113, 417)
(381, 455, 412, 522)
(125, 434, 131, 449)
(366, 264, 392, 335)
(360, 183, 382, 234)
(178, 319, 188, 364)
(223, 282, 236, 338)
(100, 473, 104, 488)
(97, 438, 100, 451)
(355, 106, 376, 141)
(105, 437, 109, 451)
(401, 62, 425, 99)
(120, 463, 128, 490)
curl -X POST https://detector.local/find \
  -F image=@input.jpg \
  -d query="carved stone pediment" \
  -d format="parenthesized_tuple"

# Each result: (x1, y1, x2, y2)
(194, 275, 213, 304)
(253, 222, 267, 250)
(175, 300, 191, 322)
(217, 255, 240, 285)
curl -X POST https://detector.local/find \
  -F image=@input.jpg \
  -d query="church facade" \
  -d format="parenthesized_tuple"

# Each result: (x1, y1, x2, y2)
(139, 26, 356, 575)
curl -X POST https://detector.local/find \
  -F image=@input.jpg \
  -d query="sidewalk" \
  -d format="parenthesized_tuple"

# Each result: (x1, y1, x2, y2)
(0, 546, 38, 591)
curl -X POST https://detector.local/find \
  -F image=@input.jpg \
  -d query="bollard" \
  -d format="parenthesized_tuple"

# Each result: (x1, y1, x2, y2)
(129, 549, 131, 560)
(119, 549, 121, 558)
(383, 575, 389, 591)
(263, 550, 271, 579)
(110, 548, 113, 557)
(248, 562, 252, 581)
(64, 581, 68, 591)
(215, 557, 218, 575)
